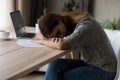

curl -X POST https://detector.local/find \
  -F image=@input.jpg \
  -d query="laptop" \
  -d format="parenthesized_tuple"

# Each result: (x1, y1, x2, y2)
(10, 10, 35, 39)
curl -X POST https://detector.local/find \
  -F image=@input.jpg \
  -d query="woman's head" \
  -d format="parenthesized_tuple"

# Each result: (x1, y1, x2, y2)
(39, 12, 75, 38)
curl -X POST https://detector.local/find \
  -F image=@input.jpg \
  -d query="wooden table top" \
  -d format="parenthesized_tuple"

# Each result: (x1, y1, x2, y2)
(0, 38, 70, 80)
(0, 27, 70, 80)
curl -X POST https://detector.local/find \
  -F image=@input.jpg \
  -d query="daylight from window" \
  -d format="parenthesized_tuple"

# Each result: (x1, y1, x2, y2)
(0, 0, 14, 28)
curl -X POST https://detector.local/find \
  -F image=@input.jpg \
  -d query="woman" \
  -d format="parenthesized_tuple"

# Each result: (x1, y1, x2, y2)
(33, 11, 117, 80)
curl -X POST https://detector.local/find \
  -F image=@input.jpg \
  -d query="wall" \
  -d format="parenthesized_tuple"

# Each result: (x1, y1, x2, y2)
(47, 0, 67, 13)
(47, 0, 83, 13)
(94, 0, 120, 22)
(48, 0, 120, 22)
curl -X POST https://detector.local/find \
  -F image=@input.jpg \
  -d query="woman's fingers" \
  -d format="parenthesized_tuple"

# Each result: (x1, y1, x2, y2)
(52, 38, 63, 43)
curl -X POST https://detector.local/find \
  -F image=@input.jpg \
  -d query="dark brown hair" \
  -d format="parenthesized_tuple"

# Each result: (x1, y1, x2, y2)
(39, 12, 75, 38)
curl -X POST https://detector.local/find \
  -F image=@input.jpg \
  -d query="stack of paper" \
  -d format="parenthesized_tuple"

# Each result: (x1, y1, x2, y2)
(16, 39, 46, 47)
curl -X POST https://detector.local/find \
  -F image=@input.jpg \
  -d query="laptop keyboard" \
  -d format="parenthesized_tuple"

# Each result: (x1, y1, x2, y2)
(21, 33, 35, 38)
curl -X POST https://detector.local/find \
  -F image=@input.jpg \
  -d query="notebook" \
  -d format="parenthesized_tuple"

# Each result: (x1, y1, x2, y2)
(10, 10, 35, 39)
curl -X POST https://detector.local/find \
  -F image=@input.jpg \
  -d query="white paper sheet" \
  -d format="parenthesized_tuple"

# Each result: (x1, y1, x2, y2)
(16, 39, 46, 47)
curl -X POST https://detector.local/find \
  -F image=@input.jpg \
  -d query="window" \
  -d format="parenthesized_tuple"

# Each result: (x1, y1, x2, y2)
(0, 0, 14, 28)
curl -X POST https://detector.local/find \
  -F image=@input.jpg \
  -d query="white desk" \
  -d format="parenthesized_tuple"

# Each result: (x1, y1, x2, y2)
(0, 27, 71, 80)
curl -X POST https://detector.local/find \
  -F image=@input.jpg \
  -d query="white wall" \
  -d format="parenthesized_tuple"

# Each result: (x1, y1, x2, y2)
(94, 0, 120, 22)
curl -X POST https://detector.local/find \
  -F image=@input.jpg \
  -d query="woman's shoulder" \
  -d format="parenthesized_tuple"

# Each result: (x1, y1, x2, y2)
(76, 17, 92, 27)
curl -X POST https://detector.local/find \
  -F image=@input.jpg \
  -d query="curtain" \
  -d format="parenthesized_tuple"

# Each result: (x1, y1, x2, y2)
(15, 0, 31, 26)
(0, 0, 32, 38)
(15, 0, 44, 27)
(87, 0, 94, 15)
(79, 0, 94, 15)
(0, 0, 14, 29)
(0, 0, 31, 27)
(30, 0, 44, 26)
(79, 0, 84, 11)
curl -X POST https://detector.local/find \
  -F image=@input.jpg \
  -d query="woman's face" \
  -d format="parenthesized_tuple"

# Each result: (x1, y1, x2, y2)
(48, 21, 67, 38)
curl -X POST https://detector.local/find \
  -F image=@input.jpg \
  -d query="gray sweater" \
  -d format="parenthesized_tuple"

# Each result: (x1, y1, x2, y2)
(64, 17, 117, 72)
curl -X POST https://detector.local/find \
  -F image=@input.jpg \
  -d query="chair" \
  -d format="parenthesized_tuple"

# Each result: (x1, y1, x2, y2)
(111, 32, 120, 80)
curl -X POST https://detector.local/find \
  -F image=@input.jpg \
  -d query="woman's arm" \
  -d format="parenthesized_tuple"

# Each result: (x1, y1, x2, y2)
(33, 38, 71, 50)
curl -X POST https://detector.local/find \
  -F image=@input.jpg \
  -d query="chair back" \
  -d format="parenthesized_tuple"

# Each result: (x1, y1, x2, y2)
(111, 32, 120, 80)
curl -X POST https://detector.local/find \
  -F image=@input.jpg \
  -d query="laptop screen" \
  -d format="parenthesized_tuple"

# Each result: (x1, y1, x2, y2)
(10, 10, 26, 37)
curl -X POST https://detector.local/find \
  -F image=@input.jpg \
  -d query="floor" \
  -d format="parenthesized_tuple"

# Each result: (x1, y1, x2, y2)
(18, 71, 45, 80)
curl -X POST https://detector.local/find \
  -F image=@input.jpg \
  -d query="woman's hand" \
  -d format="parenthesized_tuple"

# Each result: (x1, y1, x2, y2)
(52, 38, 64, 43)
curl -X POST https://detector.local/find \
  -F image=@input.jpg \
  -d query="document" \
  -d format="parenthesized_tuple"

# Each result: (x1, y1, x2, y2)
(16, 39, 46, 47)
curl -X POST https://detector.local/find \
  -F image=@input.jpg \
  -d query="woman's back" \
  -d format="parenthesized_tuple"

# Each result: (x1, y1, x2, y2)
(64, 17, 117, 72)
